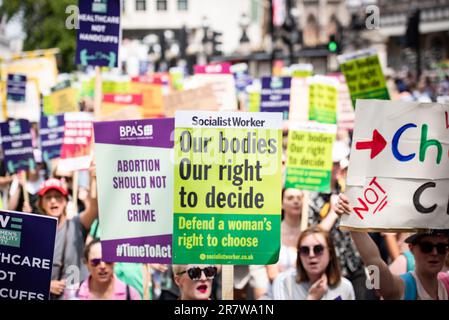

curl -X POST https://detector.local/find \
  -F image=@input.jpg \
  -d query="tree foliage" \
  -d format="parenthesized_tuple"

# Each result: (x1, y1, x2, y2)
(0, 0, 77, 72)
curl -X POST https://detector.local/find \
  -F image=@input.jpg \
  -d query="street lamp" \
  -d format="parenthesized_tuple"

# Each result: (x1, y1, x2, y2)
(201, 16, 211, 63)
(239, 13, 250, 44)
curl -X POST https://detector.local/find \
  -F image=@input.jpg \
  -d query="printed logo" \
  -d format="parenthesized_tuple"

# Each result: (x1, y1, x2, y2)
(92, 0, 108, 13)
(47, 115, 59, 128)
(0, 213, 22, 248)
(119, 125, 153, 140)
(8, 121, 21, 135)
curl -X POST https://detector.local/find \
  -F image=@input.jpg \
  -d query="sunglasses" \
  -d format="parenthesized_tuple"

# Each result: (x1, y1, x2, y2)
(417, 242, 449, 255)
(299, 244, 326, 257)
(89, 258, 113, 267)
(177, 266, 217, 281)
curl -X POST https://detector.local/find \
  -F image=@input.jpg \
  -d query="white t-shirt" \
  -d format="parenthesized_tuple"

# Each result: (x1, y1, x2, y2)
(412, 271, 448, 300)
(272, 268, 355, 300)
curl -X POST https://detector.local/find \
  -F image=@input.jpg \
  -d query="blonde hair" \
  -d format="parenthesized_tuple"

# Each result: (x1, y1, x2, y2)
(172, 264, 188, 276)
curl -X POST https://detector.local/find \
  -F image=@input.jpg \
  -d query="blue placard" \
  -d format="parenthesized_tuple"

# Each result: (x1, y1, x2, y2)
(260, 76, 292, 120)
(6, 74, 27, 102)
(76, 0, 121, 67)
(0, 119, 35, 174)
(0, 210, 57, 300)
(40, 114, 65, 162)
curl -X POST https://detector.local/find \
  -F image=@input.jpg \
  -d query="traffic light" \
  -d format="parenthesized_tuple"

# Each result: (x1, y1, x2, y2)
(211, 31, 223, 56)
(327, 34, 340, 53)
(405, 9, 420, 49)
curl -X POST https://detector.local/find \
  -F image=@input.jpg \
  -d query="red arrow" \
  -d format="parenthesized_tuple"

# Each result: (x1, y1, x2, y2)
(444, 111, 449, 129)
(355, 129, 387, 159)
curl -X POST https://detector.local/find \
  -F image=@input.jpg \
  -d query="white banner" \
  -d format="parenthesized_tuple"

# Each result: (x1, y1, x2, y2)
(341, 99, 449, 231)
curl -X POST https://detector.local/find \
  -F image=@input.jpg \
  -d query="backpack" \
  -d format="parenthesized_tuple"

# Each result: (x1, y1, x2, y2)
(400, 271, 449, 300)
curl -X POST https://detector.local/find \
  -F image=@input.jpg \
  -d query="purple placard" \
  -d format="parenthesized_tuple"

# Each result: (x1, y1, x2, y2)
(101, 234, 172, 263)
(260, 76, 292, 120)
(40, 114, 65, 162)
(7, 74, 27, 102)
(0, 119, 35, 174)
(76, 0, 121, 67)
(0, 210, 57, 300)
(93, 118, 174, 148)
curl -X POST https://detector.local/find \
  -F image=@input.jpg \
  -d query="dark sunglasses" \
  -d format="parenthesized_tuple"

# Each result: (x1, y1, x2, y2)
(417, 242, 449, 255)
(299, 244, 326, 257)
(89, 258, 113, 267)
(177, 266, 217, 281)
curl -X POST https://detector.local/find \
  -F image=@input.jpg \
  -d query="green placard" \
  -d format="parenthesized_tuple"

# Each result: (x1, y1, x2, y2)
(339, 52, 390, 108)
(285, 123, 336, 192)
(309, 83, 338, 124)
(248, 91, 260, 112)
(173, 112, 282, 265)
(102, 80, 131, 94)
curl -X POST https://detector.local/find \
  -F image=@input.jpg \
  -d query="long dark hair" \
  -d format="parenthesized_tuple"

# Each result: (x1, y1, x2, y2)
(295, 225, 341, 287)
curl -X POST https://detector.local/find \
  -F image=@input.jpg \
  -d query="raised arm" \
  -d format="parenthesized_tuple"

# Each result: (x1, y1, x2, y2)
(79, 166, 98, 230)
(318, 194, 340, 232)
(336, 194, 405, 300)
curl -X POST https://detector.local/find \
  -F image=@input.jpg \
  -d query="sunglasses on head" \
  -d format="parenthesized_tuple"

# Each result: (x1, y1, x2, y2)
(299, 244, 326, 257)
(416, 241, 449, 255)
(177, 266, 217, 281)
(89, 258, 113, 267)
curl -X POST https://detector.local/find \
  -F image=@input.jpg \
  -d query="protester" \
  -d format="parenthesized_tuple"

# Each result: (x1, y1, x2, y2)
(272, 225, 355, 300)
(172, 264, 219, 300)
(37, 174, 98, 299)
(336, 193, 449, 300)
(266, 188, 304, 283)
(77, 239, 140, 300)
(309, 149, 372, 300)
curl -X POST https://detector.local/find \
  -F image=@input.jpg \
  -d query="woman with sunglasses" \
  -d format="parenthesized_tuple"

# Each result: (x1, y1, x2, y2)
(336, 194, 449, 300)
(77, 239, 140, 300)
(272, 225, 355, 300)
(173, 265, 219, 300)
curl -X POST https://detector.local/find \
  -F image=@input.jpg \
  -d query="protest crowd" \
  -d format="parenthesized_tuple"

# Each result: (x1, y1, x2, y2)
(1, 0, 449, 302)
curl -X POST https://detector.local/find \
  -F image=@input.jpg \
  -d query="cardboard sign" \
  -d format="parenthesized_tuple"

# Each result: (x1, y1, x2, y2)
(0, 210, 57, 300)
(58, 112, 93, 172)
(40, 114, 65, 162)
(290, 64, 313, 78)
(173, 111, 282, 265)
(130, 82, 164, 118)
(76, 0, 121, 67)
(341, 100, 449, 231)
(192, 63, 238, 111)
(0, 119, 35, 174)
(163, 85, 220, 117)
(0, 50, 58, 92)
(285, 122, 337, 192)
(289, 77, 309, 123)
(6, 74, 27, 102)
(260, 77, 292, 120)
(94, 118, 174, 263)
(6, 80, 40, 123)
(308, 76, 339, 124)
(43, 87, 79, 115)
(338, 49, 390, 108)
(100, 93, 143, 120)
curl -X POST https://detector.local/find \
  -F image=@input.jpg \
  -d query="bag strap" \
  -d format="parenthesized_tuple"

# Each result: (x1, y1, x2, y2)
(58, 220, 70, 280)
(403, 251, 415, 272)
(126, 284, 131, 300)
(400, 271, 417, 300)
